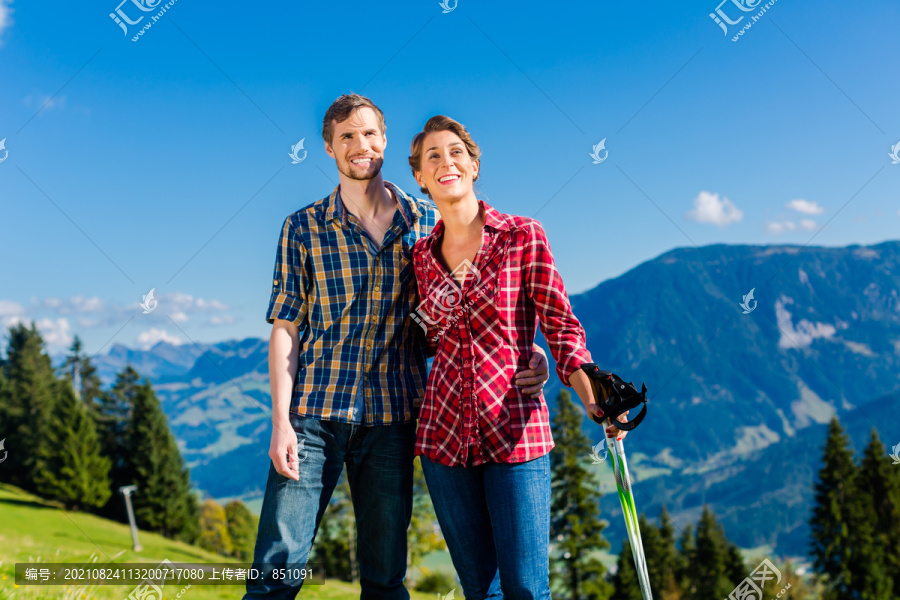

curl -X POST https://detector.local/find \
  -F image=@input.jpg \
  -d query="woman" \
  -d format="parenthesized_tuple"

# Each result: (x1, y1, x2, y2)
(408, 115, 627, 600)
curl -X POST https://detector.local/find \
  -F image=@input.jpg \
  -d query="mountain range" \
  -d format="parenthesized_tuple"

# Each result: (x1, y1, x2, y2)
(77, 240, 900, 557)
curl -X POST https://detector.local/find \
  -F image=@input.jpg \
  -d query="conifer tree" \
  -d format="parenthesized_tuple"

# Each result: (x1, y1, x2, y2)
(809, 418, 857, 598)
(644, 509, 681, 600)
(0, 323, 59, 491)
(61, 336, 104, 416)
(96, 366, 140, 520)
(847, 429, 895, 599)
(33, 381, 111, 510)
(549, 389, 612, 600)
(689, 506, 734, 599)
(675, 522, 694, 597)
(128, 378, 198, 539)
(610, 540, 642, 600)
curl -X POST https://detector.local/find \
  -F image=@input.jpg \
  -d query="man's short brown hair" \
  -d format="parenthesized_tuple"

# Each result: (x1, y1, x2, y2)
(408, 115, 481, 195)
(321, 94, 386, 145)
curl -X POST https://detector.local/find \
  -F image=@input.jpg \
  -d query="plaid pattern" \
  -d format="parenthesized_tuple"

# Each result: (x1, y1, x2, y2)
(266, 181, 437, 425)
(412, 200, 592, 466)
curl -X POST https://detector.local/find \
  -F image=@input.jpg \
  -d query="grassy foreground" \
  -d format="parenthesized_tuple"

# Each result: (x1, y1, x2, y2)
(0, 484, 444, 600)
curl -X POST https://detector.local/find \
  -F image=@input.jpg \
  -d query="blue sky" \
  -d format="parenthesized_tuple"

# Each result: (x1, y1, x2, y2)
(1, 0, 898, 356)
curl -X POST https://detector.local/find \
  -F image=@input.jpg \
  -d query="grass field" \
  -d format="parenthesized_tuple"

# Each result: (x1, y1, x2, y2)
(0, 484, 449, 600)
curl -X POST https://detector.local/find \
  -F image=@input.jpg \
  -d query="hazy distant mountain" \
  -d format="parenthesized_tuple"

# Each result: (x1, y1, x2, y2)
(81, 240, 900, 556)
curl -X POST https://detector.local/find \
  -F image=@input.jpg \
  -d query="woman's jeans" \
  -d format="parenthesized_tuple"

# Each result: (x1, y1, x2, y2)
(421, 453, 552, 600)
(243, 413, 416, 600)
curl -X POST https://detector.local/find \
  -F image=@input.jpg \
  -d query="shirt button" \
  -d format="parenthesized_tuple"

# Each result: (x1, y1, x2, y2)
(374, 285, 381, 291)
(463, 381, 470, 387)
(273, 279, 279, 286)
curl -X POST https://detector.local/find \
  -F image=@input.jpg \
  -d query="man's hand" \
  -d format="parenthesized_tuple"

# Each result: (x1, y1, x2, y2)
(270, 421, 300, 481)
(514, 345, 550, 398)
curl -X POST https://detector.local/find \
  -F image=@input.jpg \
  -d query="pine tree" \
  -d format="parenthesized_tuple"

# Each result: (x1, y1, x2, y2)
(847, 430, 895, 599)
(610, 540, 642, 600)
(33, 380, 111, 510)
(0, 323, 59, 491)
(96, 366, 140, 521)
(644, 509, 681, 600)
(809, 418, 857, 599)
(675, 522, 694, 597)
(61, 336, 104, 417)
(225, 500, 258, 560)
(178, 492, 201, 545)
(689, 506, 734, 600)
(549, 389, 612, 600)
(199, 498, 234, 556)
(128, 378, 198, 539)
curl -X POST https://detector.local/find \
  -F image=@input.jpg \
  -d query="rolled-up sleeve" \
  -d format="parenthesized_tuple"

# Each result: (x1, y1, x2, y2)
(523, 221, 592, 385)
(266, 216, 310, 327)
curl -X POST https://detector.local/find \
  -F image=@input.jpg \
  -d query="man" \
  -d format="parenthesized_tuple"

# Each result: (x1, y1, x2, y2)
(244, 94, 550, 600)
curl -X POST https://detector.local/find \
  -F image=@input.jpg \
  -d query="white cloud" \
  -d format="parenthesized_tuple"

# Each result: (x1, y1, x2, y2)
(136, 328, 184, 350)
(766, 221, 796, 235)
(35, 317, 73, 350)
(0, 1, 13, 38)
(207, 315, 236, 326)
(0, 299, 26, 328)
(767, 219, 817, 235)
(786, 199, 825, 215)
(686, 191, 743, 227)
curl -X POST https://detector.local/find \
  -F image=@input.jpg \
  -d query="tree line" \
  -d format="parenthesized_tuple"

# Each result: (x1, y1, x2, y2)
(0, 322, 448, 586)
(5, 322, 896, 598)
(548, 389, 900, 600)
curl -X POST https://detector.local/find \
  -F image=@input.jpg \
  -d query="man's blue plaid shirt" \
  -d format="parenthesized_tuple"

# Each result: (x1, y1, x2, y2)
(266, 181, 437, 425)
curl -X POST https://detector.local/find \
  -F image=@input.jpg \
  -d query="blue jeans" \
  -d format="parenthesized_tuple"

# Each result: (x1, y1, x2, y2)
(421, 454, 552, 600)
(243, 413, 416, 600)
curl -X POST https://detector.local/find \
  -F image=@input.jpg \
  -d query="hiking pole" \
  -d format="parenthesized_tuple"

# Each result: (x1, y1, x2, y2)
(580, 364, 652, 600)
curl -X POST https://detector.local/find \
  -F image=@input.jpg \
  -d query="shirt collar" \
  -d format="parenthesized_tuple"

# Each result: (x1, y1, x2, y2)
(323, 180, 420, 228)
(428, 199, 513, 246)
